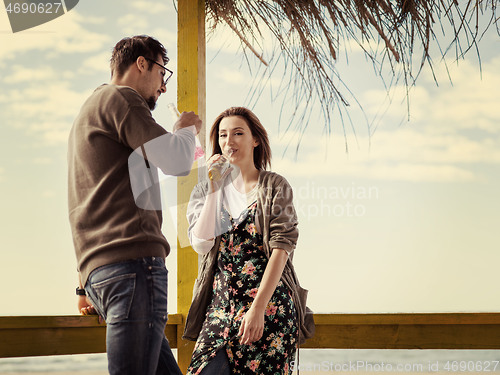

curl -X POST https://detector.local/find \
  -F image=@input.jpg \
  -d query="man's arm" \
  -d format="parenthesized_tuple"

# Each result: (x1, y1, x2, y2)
(133, 111, 202, 177)
(76, 275, 96, 316)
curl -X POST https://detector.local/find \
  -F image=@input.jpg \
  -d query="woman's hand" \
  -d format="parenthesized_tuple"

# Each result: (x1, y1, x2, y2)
(237, 249, 289, 345)
(207, 154, 232, 192)
(238, 306, 265, 345)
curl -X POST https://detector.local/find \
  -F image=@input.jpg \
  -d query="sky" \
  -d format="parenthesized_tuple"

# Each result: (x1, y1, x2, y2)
(0, 0, 499, 316)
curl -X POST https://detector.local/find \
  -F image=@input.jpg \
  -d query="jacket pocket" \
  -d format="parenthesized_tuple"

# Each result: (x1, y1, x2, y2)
(184, 277, 212, 341)
(296, 285, 315, 343)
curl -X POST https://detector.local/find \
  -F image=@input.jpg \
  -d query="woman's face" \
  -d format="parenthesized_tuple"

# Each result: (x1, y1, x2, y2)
(218, 116, 259, 168)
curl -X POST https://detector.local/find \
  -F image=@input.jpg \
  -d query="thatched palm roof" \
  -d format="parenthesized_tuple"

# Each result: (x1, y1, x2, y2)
(205, 0, 498, 141)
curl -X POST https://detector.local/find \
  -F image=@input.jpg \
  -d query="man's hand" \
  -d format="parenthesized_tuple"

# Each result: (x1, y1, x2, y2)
(78, 295, 97, 316)
(78, 296, 105, 324)
(173, 111, 202, 135)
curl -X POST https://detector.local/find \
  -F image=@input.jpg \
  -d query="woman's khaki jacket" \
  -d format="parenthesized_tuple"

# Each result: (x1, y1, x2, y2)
(183, 170, 314, 344)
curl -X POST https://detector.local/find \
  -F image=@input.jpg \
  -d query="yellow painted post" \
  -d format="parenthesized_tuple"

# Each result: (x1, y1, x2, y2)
(177, 0, 206, 372)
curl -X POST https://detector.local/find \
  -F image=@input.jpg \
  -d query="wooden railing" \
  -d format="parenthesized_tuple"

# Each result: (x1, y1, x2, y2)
(2, 313, 500, 363)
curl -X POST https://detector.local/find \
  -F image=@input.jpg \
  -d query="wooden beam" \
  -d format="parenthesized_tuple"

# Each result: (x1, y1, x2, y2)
(2, 314, 500, 358)
(177, 0, 206, 372)
(302, 313, 500, 350)
(0, 314, 181, 358)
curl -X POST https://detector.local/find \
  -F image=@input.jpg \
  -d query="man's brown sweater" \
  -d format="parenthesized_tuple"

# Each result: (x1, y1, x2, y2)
(68, 84, 194, 285)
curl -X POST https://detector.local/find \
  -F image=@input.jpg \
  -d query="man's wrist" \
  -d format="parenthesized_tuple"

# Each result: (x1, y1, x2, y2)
(76, 287, 86, 296)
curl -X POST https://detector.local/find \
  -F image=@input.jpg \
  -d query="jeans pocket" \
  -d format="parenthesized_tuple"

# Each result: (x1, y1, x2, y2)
(91, 273, 136, 324)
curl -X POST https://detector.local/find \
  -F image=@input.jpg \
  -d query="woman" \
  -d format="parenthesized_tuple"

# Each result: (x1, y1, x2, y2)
(183, 107, 301, 375)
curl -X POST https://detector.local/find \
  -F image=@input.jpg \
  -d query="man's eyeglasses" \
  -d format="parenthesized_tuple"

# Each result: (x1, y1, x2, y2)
(145, 57, 173, 86)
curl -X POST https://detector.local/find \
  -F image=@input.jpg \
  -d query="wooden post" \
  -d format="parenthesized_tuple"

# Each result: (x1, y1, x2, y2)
(177, 0, 205, 372)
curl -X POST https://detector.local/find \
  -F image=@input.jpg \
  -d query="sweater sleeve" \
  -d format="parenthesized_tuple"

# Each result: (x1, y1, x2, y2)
(138, 127, 195, 177)
(113, 86, 196, 176)
(115, 88, 170, 150)
(269, 177, 299, 254)
(186, 182, 214, 255)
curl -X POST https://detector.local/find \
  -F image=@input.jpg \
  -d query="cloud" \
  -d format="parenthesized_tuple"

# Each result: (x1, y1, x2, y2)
(214, 68, 246, 85)
(363, 57, 500, 134)
(129, 1, 171, 14)
(207, 27, 243, 55)
(270, 124, 500, 182)
(30, 120, 75, 145)
(81, 51, 112, 74)
(3, 65, 57, 84)
(148, 28, 177, 51)
(0, 11, 109, 63)
(118, 2, 174, 37)
(0, 7, 176, 148)
(8, 81, 89, 118)
(117, 14, 149, 35)
(364, 129, 500, 165)
(263, 53, 498, 183)
(274, 154, 478, 183)
(2, 81, 92, 145)
(207, 19, 277, 64)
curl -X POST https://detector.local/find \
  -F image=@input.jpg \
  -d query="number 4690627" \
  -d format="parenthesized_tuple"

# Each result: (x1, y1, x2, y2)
(5, 2, 62, 14)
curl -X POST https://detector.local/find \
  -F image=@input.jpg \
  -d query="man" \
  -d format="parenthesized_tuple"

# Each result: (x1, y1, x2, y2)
(68, 35, 201, 375)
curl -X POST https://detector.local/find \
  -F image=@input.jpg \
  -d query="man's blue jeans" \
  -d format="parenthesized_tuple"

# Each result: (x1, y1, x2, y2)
(84, 257, 182, 375)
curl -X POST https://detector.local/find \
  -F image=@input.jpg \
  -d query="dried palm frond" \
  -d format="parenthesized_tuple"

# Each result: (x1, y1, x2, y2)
(204, 0, 498, 148)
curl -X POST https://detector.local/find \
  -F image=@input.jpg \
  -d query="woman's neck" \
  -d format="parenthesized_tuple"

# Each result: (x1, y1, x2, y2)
(231, 165, 260, 193)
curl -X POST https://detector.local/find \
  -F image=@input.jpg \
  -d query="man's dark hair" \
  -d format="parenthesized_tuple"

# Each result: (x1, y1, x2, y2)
(110, 35, 168, 78)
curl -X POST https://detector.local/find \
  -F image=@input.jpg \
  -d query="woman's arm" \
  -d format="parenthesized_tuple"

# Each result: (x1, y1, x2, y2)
(186, 183, 215, 254)
(238, 248, 289, 345)
(191, 188, 217, 241)
(187, 155, 232, 252)
(238, 175, 299, 344)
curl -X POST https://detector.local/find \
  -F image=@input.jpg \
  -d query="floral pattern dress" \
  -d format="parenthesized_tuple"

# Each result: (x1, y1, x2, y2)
(187, 200, 297, 375)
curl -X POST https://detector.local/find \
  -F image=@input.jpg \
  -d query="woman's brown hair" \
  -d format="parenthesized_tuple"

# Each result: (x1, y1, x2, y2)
(209, 107, 271, 170)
